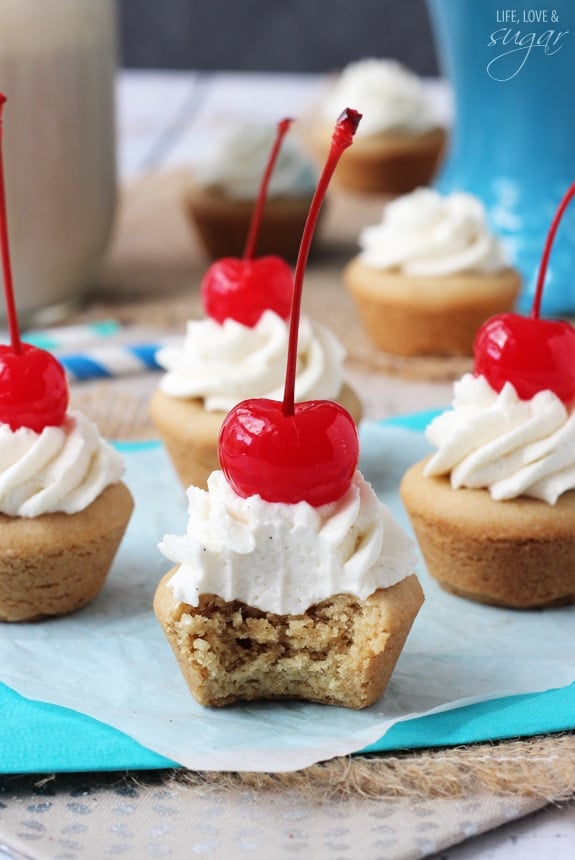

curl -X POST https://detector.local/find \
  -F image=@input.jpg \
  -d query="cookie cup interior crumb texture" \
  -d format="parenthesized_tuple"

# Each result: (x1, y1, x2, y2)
(153, 569, 424, 709)
(344, 258, 521, 357)
(149, 383, 364, 491)
(400, 458, 575, 609)
(311, 124, 446, 195)
(0, 482, 134, 622)
(185, 186, 315, 260)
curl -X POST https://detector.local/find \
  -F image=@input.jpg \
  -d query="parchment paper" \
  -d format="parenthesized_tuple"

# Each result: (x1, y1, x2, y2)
(0, 421, 573, 773)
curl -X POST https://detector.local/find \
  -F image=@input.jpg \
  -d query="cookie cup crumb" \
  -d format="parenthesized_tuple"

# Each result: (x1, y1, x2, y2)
(154, 568, 423, 709)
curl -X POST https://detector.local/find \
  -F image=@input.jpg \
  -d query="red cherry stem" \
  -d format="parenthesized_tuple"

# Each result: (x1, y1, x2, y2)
(533, 181, 575, 320)
(0, 94, 21, 355)
(282, 108, 361, 416)
(242, 117, 293, 261)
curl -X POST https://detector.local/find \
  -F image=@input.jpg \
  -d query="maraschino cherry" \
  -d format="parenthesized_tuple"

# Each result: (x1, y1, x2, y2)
(0, 94, 68, 432)
(219, 108, 362, 507)
(200, 118, 295, 328)
(474, 182, 575, 405)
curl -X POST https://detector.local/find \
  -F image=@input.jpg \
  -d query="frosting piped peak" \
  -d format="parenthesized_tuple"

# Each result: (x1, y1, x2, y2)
(358, 189, 509, 276)
(424, 373, 575, 504)
(156, 310, 346, 412)
(0, 410, 125, 517)
(195, 121, 317, 200)
(321, 58, 438, 137)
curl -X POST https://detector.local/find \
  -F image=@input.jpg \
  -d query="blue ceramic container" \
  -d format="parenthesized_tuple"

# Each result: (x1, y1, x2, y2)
(427, 0, 575, 314)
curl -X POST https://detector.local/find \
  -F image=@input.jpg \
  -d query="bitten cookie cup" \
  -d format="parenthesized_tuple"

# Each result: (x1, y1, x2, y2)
(310, 124, 446, 195)
(154, 568, 424, 709)
(0, 482, 134, 622)
(400, 458, 575, 609)
(184, 186, 316, 261)
(149, 383, 364, 491)
(344, 258, 522, 358)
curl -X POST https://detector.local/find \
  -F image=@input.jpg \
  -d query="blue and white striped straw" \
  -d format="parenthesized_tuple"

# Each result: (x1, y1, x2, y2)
(1, 321, 174, 381)
(22, 320, 122, 351)
(58, 342, 164, 381)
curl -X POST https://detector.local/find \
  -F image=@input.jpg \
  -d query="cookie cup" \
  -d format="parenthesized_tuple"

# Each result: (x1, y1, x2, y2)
(400, 458, 575, 609)
(185, 186, 315, 260)
(154, 568, 423, 709)
(311, 125, 446, 195)
(344, 258, 521, 357)
(149, 383, 364, 491)
(0, 482, 134, 622)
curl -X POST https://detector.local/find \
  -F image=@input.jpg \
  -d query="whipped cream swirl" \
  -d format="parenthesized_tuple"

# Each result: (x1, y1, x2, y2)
(195, 122, 317, 199)
(159, 470, 416, 615)
(156, 310, 346, 412)
(0, 411, 125, 518)
(424, 373, 575, 504)
(358, 189, 508, 276)
(321, 58, 437, 137)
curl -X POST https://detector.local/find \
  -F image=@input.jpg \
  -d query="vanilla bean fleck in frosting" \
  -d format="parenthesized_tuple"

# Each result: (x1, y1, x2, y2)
(159, 470, 416, 615)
